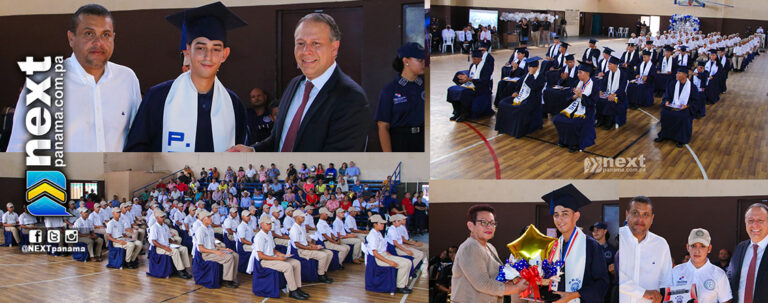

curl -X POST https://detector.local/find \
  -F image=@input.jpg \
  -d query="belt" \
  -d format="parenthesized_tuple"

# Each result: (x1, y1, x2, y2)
(391, 126, 423, 134)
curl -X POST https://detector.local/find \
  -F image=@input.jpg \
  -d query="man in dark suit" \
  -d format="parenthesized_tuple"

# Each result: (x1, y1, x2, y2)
(727, 203, 768, 303)
(228, 13, 370, 152)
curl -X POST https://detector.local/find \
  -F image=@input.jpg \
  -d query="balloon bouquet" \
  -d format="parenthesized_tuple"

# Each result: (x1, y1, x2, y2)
(496, 224, 564, 302)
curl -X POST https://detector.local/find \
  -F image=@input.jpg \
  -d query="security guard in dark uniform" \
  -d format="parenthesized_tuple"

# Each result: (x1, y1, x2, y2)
(244, 88, 274, 145)
(375, 42, 425, 152)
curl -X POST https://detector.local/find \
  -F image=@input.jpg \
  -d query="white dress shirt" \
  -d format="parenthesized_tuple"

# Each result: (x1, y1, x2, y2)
(237, 221, 255, 243)
(73, 216, 93, 234)
(739, 235, 768, 302)
(106, 219, 124, 240)
(289, 222, 309, 253)
(2, 212, 18, 225)
(672, 259, 732, 303)
(253, 230, 275, 261)
(6, 54, 141, 152)
(149, 222, 171, 247)
(332, 217, 348, 236)
(279, 61, 337, 151)
(366, 229, 386, 254)
(619, 226, 673, 303)
(386, 225, 404, 245)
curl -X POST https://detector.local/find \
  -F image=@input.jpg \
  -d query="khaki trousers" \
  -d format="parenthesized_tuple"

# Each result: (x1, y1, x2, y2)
(341, 237, 363, 260)
(79, 236, 104, 258)
(202, 251, 239, 281)
(297, 248, 333, 275)
(4, 227, 20, 243)
(114, 239, 143, 262)
(157, 245, 191, 270)
(374, 253, 412, 288)
(262, 258, 302, 291)
(324, 241, 350, 265)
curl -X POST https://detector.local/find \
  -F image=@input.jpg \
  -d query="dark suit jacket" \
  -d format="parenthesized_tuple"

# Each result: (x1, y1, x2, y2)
(251, 65, 370, 152)
(727, 239, 768, 303)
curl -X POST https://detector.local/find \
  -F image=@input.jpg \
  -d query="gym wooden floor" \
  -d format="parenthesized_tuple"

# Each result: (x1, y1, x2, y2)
(430, 37, 768, 179)
(0, 244, 427, 302)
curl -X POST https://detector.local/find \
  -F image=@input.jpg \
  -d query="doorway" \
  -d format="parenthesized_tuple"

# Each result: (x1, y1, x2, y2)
(640, 16, 660, 36)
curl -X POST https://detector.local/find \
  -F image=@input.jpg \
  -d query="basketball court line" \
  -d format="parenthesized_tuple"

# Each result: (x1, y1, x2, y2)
(462, 122, 501, 179)
(0, 270, 112, 288)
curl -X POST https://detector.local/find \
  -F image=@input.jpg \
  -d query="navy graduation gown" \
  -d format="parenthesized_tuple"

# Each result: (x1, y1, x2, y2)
(495, 60, 527, 107)
(581, 48, 601, 67)
(495, 71, 545, 138)
(555, 236, 610, 303)
(553, 77, 598, 150)
(620, 50, 641, 71)
(626, 61, 657, 107)
(446, 54, 495, 118)
(658, 80, 700, 144)
(597, 69, 629, 127)
(691, 70, 709, 118)
(654, 56, 678, 94)
(124, 80, 247, 152)
(543, 66, 578, 115)
(704, 61, 724, 104)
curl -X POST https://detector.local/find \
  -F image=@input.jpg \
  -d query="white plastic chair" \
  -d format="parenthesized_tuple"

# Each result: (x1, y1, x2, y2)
(622, 28, 629, 38)
(442, 36, 454, 54)
(608, 26, 615, 37)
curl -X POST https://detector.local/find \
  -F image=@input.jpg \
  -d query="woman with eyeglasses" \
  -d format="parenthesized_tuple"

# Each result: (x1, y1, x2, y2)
(451, 204, 528, 302)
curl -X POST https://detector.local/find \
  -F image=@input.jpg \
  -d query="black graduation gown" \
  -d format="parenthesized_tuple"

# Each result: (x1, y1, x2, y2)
(555, 236, 610, 303)
(719, 55, 732, 93)
(704, 61, 724, 104)
(553, 77, 598, 149)
(691, 70, 709, 118)
(653, 56, 678, 94)
(447, 54, 495, 118)
(620, 50, 641, 71)
(495, 71, 545, 138)
(658, 80, 700, 144)
(675, 53, 692, 70)
(581, 48, 601, 67)
(124, 80, 247, 152)
(543, 66, 578, 115)
(597, 69, 629, 126)
(626, 61, 656, 107)
(495, 60, 527, 106)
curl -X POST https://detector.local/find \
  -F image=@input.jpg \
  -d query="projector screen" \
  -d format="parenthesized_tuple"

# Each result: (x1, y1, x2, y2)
(469, 9, 498, 29)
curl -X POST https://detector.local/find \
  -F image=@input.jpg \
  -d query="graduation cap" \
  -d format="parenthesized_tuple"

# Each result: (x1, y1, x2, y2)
(166, 1, 248, 50)
(663, 45, 675, 52)
(471, 49, 483, 58)
(679, 45, 688, 52)
(608, 56, 621, 65)
(589, 39, 598, 44)
(559, 42, 570, 49)
(646, 40, 654, 45)
(642, 50, 651, 56)
(565, 54, 575, 61)
(718, 47, 726, 52)
(526, 56, 542, 68)
(708, 49, 718, 54)
(602, 47, 614, 54)
(554, 35, 561, 40)
(577, 60, 594, 73)
(696, 59, 707, 67)
(626, 42, 635, 47)
(677, 67, 690, 74)
(542, 184, 591, 215)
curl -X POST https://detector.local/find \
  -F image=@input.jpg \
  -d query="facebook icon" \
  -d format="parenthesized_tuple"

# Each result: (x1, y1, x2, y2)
(29, 229, 43, 244)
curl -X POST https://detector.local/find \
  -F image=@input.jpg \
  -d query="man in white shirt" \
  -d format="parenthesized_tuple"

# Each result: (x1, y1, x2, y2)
(397, 215, 428, 256)
(316, 207, 350, 266)
(195, 209, 239, 288)
(245, 164, 257, 183)
(74, 208, 104, 261)
(89, 204, 106, 236)
(18, 206, 38, 239)
(727, 203, 768, 303)
(251, 214, 309, 300)
(106, 208, 142, 268)
(270, 207, 291, 246)
(283, 207, 296, 234)
(289, 210, 334, 283)
(620, 196, 673, 303)
(367, 214, 413, 294)
(344, 207, 368, 240)
(303, 205, 318, 235)
(672, 228, 732, 302)
(442, 25, 456, 48)
(149, 209, 191, 279)
(386, 214, 423, 266)
(222, 208, 240, 241)
(210, 204, 224, 235)
(2, 203, 20, 244)
(6, 4, 141, 152)
(333, 208, 362, 263)
(237, 210, 255, 251)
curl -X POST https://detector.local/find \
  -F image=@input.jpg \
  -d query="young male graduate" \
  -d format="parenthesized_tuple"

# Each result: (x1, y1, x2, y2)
(619, 43, 640, 71)
(676, 46, 692, 70)
(654, 67, 702, 148)
(495, 47, 528, 106)
(495, 56, 545, 138)
(596, 56, 628, 131)
(446, 49, 494, 122)
(704, 49, 724, 104)
(542, 54, 579, 116)
(581, 39, 601, 68)
(626, 50, 656, 109)
(124, 2, 247, 152)
(553, 61, 598, 153)
(690, 59, 709, 118)
(654, 46, 677, 97)
(542, 184, 609, 303)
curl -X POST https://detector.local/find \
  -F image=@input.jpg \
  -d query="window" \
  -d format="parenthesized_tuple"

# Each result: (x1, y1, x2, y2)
(403, 4, 425, 45)
(70, 183, 83, 200)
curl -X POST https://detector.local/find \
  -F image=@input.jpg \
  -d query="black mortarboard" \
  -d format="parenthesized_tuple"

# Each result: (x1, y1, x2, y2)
(642, 50, 651, 56)
(577, 60, 594, 73)
(589, 222, 607, 231)
(646, 40, 653, 45)
(589, 39, 598, 44)
(471, 49, 483, 58)
(718, 47, 726, 52)
(679, 46, 688, 51)
(626, 42, 635, 47)
(664, 45, 674, 52)
(542, 184, 591, 214)
(526, 56, 542, 68)
(559, 42, 570, 49)
(677, 67, 690, 74)
(166, 2, 248, 50)
(603, 47, 614, 54)
(565, 54, 575, 61)
(608, 56, 621, 65)
(696, 59, 707, 67)
(554, 35, 561, 40)
(708, 49, 718, 54)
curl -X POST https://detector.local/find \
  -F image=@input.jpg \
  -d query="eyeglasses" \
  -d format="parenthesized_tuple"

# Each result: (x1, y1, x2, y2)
(475, 219, 497, 228)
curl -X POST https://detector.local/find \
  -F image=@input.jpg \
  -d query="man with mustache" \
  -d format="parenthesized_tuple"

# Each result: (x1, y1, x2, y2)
(726, 203, 768, 303)
(619, 196, 672, 303)
(6, 4, 141, 152)
(124, 2, 248, 152)
(227, 12, 370, 152)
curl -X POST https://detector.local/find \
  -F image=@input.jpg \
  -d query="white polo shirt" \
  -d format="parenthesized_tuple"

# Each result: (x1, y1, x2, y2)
(253, 230, 275, 261)
(2, 211, 18, 225)
(106, 219, 124, 240)
(223, 215, 240, 233)
(332, 217, 348, 236)
(149, 223, 171, 247)
(237, 221, 255, 243)
(271, 216, 284, 236)
(73, 216, 94, 235)
(316, 219, 334, 239)
(672, 259, 732, 303)
(366, 229, 386, 254)
(194, 224, 216, 251)
(386, 225, 404, 245)
(289, 222, 309, 251)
